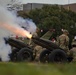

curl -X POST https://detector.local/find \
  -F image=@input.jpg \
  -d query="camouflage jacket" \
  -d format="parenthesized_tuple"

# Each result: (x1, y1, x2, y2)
(71, 39, 76, 46)
(57, 34, 69, 52)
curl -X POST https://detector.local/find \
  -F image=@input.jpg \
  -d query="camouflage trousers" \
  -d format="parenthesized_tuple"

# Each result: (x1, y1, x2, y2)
(71, 48, 76, 62)
(34, 45, 44, 61)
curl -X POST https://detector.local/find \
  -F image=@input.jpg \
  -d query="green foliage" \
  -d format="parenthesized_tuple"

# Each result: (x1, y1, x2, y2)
(17, 11, 30, 18)
(18, 5, 76, 41)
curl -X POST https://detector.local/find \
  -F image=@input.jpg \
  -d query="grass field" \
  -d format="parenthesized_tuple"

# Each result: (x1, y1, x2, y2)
(0, 62, 76, 75)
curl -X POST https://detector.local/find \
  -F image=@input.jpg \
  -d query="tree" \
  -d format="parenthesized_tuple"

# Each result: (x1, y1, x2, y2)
(18, 4, 76, 41)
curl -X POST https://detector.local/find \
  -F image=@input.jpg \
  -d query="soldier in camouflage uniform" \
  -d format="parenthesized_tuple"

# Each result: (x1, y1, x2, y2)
(69, 36, 76, 62)
(28, 28, 43, 61)
(71, 36, 76, 47)
(57, 30, 69, 52)
(28, 27, 39, 47)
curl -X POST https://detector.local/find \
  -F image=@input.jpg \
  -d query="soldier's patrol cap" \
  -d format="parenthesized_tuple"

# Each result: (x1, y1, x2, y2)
(63, 30, 69, 34)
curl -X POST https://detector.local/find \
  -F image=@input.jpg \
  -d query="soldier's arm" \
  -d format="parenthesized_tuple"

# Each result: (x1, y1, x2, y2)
(56, 36, 60, 46)
(65, 36, 69, 46)
(33, 33, 38, 37)
(69, 49, 73, 57)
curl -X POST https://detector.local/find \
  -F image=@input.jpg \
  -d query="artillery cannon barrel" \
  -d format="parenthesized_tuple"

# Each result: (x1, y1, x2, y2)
(32, 37, 62, 50)
(5, 38, 29, 49)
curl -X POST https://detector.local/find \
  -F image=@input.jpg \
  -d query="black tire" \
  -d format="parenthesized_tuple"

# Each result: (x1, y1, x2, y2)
(49, 49, 67, 63)
(67, 56, 73, 62)
(10, 48, 19, 61)
(39, 49, 51, 63)
(17, 48, 33, 62)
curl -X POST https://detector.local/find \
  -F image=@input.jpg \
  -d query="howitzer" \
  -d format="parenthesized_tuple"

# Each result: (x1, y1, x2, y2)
(32, 37, 63, 51)
(32, 37, 69, 63)
(4, 37, 34, 62)
(4, 38, 30, 49)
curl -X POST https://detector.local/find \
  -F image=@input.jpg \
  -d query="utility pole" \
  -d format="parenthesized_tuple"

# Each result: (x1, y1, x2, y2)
(68, 0, 70, 10)
(31, 3, 32, 10)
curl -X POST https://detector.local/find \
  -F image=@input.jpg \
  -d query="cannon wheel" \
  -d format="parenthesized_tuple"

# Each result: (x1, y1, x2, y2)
(17, 48, 33, 62)
(39, 49, 51, 63)
(49, 49, 67, 63)
(10, 48, 19, 61)
(67, 56, 73, 62)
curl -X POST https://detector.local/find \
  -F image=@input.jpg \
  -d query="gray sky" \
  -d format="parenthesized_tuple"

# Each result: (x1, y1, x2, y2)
(0, 0, 76, 6)
(0, 0, 11, 6)
(22, 0, 76, 5)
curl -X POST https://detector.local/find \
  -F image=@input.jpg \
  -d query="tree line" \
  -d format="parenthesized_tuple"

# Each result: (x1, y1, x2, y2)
(18, 5, 76, 45)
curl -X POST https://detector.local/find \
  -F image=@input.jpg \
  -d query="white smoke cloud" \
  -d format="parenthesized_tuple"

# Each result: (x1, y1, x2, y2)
(16, 17, 37, 34)
(0, 6, 36, 61)
(0, 28, 11, 61)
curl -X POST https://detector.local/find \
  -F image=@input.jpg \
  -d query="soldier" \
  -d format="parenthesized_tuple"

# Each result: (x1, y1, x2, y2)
(28, 27, 43, 61)
(69, 36, 76, 62)
(28, 27, 39, 47)
(57, 29, 69, 52)
(71, 36, 76, 47)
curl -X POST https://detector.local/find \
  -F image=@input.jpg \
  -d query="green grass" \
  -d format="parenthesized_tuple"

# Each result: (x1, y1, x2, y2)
(0, 62, 76, 75)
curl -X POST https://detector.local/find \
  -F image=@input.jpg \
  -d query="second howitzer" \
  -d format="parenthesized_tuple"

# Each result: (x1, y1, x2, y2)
(32, 37, 62, 50)
(32, 37, 70, 63)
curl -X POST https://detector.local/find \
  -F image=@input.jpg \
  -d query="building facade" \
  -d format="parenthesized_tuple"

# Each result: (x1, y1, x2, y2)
(62, 3, 76, 12)
(23, 3, 43, 11)
(23, 3, 76, 13)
